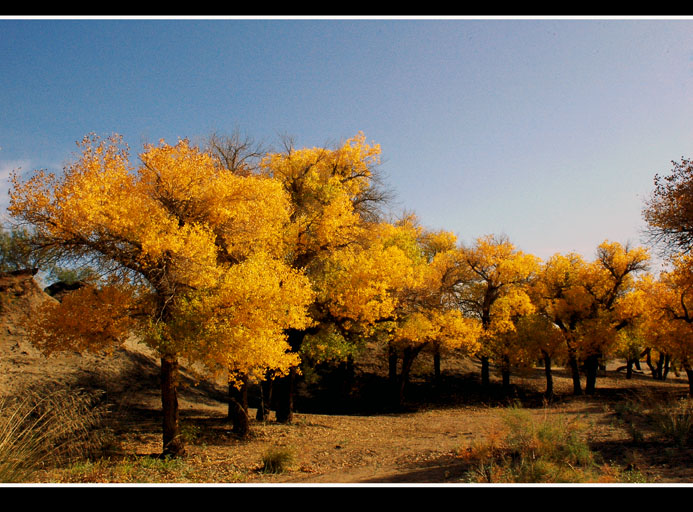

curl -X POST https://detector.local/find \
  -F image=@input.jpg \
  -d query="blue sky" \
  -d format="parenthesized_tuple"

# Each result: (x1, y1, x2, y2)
(2, 17, 693, 264)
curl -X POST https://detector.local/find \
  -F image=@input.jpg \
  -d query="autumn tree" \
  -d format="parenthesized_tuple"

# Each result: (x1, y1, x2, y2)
(8, 134, 313, 456)
(492, 312, 565, 397)
(455, 235, 539, 389)
(643, 156, 693, 256)
(384, 219, 481, 406)
(254, 132, 394, 422)
(534, 242, 649, 395)
(637, 258, 693, 395)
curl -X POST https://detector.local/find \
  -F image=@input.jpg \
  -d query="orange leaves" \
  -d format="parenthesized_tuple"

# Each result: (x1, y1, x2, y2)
(26, 283, 138, 356)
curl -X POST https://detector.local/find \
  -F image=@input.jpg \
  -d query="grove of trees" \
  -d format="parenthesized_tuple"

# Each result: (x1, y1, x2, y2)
(5, 131, 693, 457)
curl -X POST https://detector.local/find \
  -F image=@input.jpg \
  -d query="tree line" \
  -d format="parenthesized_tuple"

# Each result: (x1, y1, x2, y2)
(4, 132, 693, 458)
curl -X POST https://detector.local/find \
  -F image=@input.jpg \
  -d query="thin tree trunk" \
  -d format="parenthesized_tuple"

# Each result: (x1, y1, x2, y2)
(542, 350, 553, 399)
(644, 348, 657, 378)
(161, 357, 185, 457)
(654, 352, 665, 380)
(388, 342, 399, 402)
(662, 353, 671, 381)
(683, 361, 693, 397)
(388, 342, 398, 383)
(396, 345, 423, 407)
(568, 351, 582, 395)
(256, 377, 273, 421)
(274, 367, 296, 424)
(501, 354, 511, 394)
(274, 328, 307, 424)
(634, 356, 642, 371)
(339, 356, 355, 402)
(433, 350, 441, 385)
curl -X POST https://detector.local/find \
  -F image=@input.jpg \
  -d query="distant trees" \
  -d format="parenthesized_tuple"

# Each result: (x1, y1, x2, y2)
(0, 227, 42, 272)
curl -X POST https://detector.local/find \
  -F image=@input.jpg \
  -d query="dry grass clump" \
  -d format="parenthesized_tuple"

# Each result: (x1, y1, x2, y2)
(458, 405, 648, 483)
(260, 446, 296, 474)
(613, 389, 693, 447)
(0, 385, 112, 482)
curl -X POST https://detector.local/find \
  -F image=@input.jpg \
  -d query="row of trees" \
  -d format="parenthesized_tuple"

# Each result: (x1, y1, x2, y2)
(5, 132, 693, 458)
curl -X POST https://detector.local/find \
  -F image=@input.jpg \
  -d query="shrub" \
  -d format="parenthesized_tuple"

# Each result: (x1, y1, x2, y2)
(260, 446, 295, 474)
(612, 391, 693, 447)
(461, 406, 607, 483)
(650, 397, 693, 448)
(0, 386, 111, 482)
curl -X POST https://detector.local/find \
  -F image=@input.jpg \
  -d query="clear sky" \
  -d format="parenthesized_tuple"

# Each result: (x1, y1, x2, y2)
(2, 16, 693, 263)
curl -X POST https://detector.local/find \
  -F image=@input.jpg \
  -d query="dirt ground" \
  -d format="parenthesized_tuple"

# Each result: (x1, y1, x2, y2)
(2, 272, 693, 485)
(3, 330, 693, 485)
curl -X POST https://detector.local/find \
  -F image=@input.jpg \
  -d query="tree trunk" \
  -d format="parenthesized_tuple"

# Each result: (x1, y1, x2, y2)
(568, 352, 582, 395)
(338, 356, 355, 402)
(662, 353, 671, 381)
(161, 357, 185, 457)
(634, 356, 642, 371)
(228, 374, 250, 438)
(644, 348, 658, 379)
(388, 342, 398, 383)
(501, 354, 511, 394)
(542, 350, 553, 399)
(396, 345, 423, 407)
(433, 350, 441, 386)
(274, 367, 296, 424)
(388, 342, 399, 401)
(480, 355, 490, 387)
(683, 361, 693, 397)
(256, 377, 273, 421)
(274, 328, 306, 424)
(584, 353, 599, 395)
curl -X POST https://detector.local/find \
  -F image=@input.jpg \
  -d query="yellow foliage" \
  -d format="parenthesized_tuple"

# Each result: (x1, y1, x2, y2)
(635, 257, 693, 360)
(393, 309, 481, 354)
(534, 241, 650, 359)
(9, 134, 314, 378)
(260, 132, 381, 265)
(459, 235, 539, 338)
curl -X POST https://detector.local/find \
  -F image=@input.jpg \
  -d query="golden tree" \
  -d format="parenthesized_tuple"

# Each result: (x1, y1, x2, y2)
(355, 217, 482, 406)
(637, 257, 693, 394)
(9, 135, 314, 456)
(456, 235, 540, 388)
(254, 133, 394, 421)
(534, 242, 649, 395)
